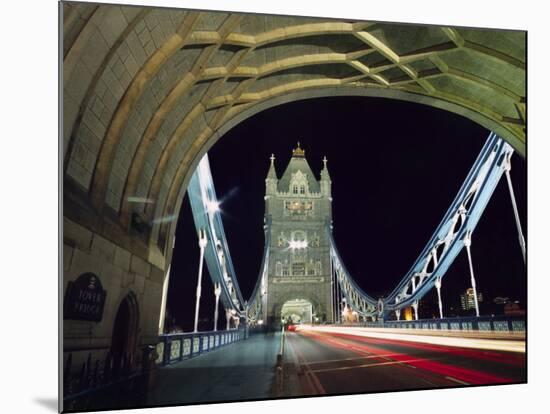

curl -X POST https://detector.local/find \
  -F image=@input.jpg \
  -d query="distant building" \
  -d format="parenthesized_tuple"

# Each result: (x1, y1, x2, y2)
(403, 307, 413, 321)
(493, 296, 510, 305)
(504, 301, 526, 316)
(460, 288, 483, 310)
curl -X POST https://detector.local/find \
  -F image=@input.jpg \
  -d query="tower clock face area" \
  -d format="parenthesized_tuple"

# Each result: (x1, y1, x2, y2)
(265, 143, 334, 325)
(284, 200, 314, 217)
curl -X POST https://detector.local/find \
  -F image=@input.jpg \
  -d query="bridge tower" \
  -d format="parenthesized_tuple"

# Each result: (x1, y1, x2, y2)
(264, 143, 334, 327)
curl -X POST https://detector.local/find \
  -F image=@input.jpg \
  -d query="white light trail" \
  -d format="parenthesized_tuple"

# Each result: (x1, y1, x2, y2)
(296, 325, 525, 354)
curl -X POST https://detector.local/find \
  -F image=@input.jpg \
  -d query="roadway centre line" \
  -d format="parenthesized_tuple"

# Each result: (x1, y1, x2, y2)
(286, 333, 326, 395)
(310, 359, 424, 374)
(307, 353, 401, 366)
(445, 376, 470, 385)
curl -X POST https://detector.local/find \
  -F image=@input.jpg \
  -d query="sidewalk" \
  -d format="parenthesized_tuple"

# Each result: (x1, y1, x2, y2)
(148, 331, 281, 406)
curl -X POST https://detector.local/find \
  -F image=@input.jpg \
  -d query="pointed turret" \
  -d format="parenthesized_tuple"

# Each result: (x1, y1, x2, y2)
(320, 156, 332, 198)
(265, 153, 278, 195)
(278, 142, 320, 193)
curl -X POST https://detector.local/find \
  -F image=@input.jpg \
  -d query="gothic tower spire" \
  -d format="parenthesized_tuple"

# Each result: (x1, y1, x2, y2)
(265, 153, 278, 195)
(320, 156, 332, 198)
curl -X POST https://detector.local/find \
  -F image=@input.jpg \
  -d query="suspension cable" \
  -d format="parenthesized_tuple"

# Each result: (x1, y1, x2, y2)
(504, 153, 526, 263)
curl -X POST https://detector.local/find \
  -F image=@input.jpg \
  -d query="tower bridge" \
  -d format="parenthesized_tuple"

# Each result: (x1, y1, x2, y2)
(187, 134, 521, 330)
(61, 4, 526, 411)
(264, 143, 334, 326)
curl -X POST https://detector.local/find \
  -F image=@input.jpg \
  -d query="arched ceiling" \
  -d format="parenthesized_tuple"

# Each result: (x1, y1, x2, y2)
(62, 2, 526, 261)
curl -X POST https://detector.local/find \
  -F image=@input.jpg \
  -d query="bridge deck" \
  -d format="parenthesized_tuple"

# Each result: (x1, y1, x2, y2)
(148, 330, 281, 407)
(283, 327, 526, 396)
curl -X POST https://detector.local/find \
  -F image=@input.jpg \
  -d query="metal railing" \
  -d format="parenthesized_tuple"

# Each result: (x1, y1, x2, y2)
(341, 315, 525, 333)
(156, 328, 247, 366)
(62, 346, 156, 412)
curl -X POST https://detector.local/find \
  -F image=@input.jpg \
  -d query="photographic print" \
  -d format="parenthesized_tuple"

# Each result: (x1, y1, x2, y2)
(61, 1, 526, 412)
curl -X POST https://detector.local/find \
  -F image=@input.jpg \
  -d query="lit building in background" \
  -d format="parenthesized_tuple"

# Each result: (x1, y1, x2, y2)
(460, 288, 483, 311)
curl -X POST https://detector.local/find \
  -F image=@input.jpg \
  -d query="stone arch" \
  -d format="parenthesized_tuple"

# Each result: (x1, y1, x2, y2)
(63, 7, 525, 228)
(269, 291, 329, 327)
(155, 83, 519, 252)
(62, 6, 525, 335)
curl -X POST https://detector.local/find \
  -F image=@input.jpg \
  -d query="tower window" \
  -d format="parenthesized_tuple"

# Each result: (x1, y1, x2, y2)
(293, 185, 298, 194)
(300, 186, 305, 194)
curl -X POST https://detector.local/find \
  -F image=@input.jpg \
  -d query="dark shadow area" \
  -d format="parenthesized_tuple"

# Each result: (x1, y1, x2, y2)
(33, 397, 58, 412)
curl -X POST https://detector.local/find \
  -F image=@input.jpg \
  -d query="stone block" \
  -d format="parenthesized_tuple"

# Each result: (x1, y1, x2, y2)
(64, 58, 93, 104)
(66, 157, 92, 189)
(138, 26, 152, 46)
(150, 25, 166, 49)
(121, 271, 135, 288)
(145, 12, 159, 31)
(149, 265, 165, 284)
(68, 248, 98, 280)
(148, 245, 166, 273)
(70, 138, 95, 174)
(123, 52, 139, 77)
(143, 40, 155, 58)
(101, 66, 125, 100)
(130, 254, 151, 278)
(102, 88, 117, 112)
(114, 246, 131, 271)
(82, 107, 106, 141)
(134, 274, 146, 294)
(125, 31, 148, 66)
(111, 56, 126, 80)
(91, 234, 117, 264)
(120, 5, 141, 24)
(63, 217, 93, 251)
(100, 7, 128, 47)
(63, 243, 74, 272)
(81, 28, 109, 75)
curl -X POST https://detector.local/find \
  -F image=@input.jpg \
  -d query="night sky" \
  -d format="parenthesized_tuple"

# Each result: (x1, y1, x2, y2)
(166, 96, 526, 332)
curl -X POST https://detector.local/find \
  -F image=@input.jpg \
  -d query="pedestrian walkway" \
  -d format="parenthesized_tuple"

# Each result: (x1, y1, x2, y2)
(148, 331, 281, 406)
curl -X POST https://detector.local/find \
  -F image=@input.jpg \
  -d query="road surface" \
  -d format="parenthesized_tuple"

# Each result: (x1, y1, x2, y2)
(283, 327, 526, 396)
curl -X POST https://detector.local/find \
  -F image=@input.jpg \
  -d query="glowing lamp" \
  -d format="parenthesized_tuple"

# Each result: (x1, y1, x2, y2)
(289, 239, 308, 249)
(206, 200, 220, 214)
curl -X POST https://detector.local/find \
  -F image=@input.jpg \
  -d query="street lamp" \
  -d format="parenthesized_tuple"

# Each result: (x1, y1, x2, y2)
(213, 283, 222, 331)
(193, 228, 208, 333)
(206, 200, 220, 214)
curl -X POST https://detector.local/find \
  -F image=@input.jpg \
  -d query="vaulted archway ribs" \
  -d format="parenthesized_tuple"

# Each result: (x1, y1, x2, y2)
(63, 3, 525, 259)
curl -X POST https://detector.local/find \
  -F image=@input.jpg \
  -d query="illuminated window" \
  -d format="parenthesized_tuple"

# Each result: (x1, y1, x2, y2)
(292, 262, 305, 276)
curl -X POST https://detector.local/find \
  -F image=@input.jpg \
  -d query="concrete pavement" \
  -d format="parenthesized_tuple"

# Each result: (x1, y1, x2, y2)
(148, 330, 282, 406)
